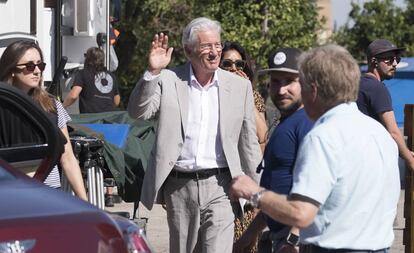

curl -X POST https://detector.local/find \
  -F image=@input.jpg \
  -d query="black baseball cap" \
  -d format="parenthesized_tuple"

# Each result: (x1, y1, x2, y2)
(367, 39, 405, 59)
(259, 48, 302, 74)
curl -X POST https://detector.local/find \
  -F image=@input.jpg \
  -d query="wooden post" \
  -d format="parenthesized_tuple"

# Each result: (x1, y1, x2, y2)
(404, 104, 414, 253)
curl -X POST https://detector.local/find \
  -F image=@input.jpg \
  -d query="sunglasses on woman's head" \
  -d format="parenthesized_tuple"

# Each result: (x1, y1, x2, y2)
(221, 59, 246, 70)
(15, 62, 46, 72)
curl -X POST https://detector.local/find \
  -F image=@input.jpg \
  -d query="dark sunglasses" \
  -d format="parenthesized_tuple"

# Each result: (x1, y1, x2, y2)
(221, 59, 246, 70)
(376, 56, 401, 65)
(15, 62, 46, 72)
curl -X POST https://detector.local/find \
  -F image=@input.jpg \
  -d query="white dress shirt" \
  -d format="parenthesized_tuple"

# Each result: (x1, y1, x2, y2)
(143, 66, 228, 171)
(174, 66, 227, 171)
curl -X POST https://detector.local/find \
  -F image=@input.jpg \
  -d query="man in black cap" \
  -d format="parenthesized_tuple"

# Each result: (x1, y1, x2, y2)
(234, 48, 313, 253)
(357, 39, 414, 170)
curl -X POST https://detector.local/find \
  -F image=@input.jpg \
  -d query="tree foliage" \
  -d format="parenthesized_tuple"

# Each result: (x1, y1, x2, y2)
(114, 0, 322, 105)
(334, 0, 414, 62)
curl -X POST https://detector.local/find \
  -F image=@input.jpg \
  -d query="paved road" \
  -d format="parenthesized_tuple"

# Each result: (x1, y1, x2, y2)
(107, 201, 169, 252)
(107, 190, 406, 253)
(392, 189, 405, 253)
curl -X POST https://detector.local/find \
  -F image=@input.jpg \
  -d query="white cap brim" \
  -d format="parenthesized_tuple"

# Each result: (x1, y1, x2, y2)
(257, 67, 299, 74)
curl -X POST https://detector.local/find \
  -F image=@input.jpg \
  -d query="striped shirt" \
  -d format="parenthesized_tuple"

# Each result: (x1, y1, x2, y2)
(44, 100, 71, 188)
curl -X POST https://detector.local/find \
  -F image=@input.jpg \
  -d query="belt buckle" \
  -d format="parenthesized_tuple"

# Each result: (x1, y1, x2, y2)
(196, 170, 209, 180)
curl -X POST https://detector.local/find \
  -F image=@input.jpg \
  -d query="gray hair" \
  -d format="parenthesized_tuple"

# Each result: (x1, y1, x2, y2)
(182, 17, 222, 58)
(298, 44, 360, 106)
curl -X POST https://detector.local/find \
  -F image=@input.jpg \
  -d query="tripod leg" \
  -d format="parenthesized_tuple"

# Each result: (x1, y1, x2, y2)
(96, 167, 105, 210)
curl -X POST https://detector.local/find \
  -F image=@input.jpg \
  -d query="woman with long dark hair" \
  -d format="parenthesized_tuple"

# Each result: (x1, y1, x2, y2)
(220, 42, 268, 252)
(220, 41, 268, 153)
(0, 40, 87, 200)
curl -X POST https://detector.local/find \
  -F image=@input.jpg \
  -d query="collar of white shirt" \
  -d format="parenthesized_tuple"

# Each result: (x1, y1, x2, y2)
(189, 64, 219, 89)
(314, 102, 358, 127)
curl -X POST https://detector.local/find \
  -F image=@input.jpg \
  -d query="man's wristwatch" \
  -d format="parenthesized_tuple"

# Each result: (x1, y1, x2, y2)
(249, 189, 267, 208)
(286, 232, 300, 247)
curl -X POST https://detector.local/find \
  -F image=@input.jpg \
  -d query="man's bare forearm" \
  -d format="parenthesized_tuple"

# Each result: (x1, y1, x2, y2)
(259, 191, 317, 229)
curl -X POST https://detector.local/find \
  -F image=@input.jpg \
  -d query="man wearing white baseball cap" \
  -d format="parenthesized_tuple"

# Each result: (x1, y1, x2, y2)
(234, 48, 313, 253)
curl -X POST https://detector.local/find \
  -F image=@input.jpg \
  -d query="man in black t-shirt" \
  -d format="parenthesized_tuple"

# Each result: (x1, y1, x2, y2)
(63, 47, 120, 113)
(357, 39, 414, 170)
(358, 74, 393, 123)
(63, 47, 120, 207)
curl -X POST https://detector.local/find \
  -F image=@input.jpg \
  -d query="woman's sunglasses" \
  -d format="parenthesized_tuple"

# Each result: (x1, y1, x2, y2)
(221, 59, 246, 70)
(15, 62, 46, 72)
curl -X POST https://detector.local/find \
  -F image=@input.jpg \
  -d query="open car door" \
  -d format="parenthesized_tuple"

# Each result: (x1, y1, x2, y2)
(0, 82, 66, 181)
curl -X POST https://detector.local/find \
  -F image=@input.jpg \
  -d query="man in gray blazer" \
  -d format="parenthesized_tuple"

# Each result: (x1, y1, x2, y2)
(128, 17, 262, 253)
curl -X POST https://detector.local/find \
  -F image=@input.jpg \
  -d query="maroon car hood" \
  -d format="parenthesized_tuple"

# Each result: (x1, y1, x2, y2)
(0, 179, 128, 253)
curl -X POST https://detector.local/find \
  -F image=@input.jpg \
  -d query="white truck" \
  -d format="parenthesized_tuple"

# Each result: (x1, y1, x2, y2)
(0, 0, 116, 112)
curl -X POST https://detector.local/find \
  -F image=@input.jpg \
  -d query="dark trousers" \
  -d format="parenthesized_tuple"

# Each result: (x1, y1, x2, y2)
(257, 227, 291, 253)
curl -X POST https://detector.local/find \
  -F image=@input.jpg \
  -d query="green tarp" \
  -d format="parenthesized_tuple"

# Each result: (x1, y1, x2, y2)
(69, 111, 156, 202)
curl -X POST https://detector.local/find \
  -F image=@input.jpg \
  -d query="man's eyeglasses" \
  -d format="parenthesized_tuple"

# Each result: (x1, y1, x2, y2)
(15, 62, 46, 72)
(221, 59, 246, 70)
(199, 42, 223, 52)
(376, 56, 401, 65)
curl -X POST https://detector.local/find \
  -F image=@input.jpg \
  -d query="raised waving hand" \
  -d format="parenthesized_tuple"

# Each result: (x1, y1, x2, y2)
(148, 33, 174, 75)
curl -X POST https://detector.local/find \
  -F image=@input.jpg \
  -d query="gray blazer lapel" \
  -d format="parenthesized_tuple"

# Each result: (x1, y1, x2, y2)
(175, 64, 190, 135)
(218, 70, 232, 138)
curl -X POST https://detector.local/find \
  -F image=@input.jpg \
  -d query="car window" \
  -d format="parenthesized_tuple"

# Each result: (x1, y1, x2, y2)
(0, 100, 46, 148)
(0, 82, 66, 181)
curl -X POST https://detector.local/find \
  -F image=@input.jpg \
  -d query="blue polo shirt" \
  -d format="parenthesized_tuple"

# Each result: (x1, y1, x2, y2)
(260, 108, 313, 232)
